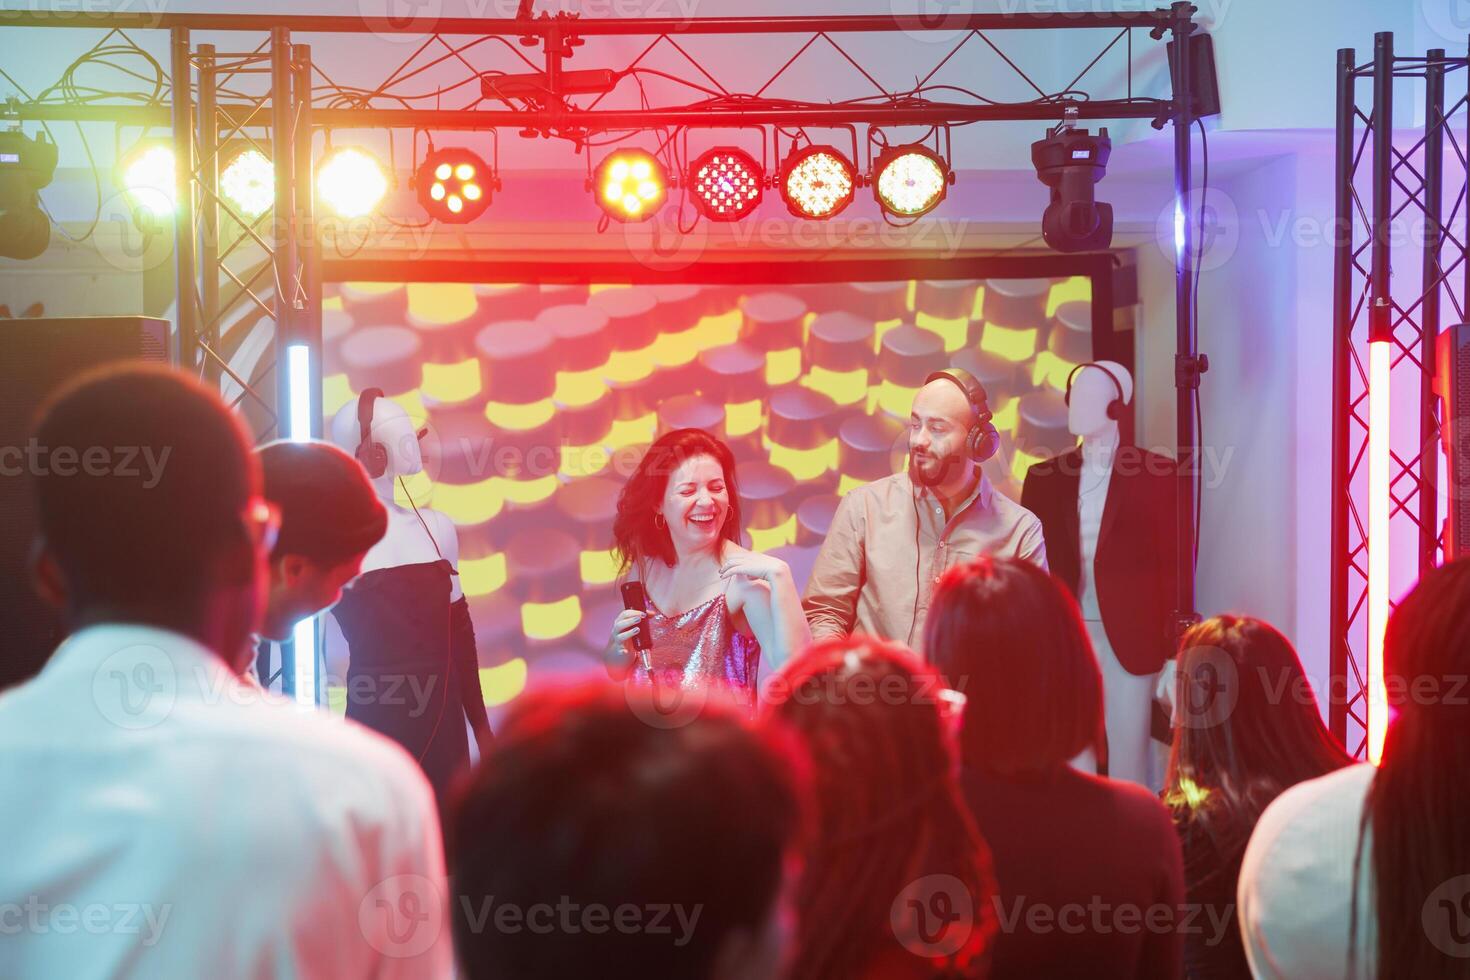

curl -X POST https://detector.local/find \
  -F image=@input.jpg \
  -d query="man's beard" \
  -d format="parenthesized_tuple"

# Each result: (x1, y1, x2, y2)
(909, 450, 962, 488)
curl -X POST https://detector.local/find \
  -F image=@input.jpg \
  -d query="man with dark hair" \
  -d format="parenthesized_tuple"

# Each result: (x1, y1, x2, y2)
(0, 364, 453, 979)
(255, 439, 387, 642)
(450, 684, 807, 980)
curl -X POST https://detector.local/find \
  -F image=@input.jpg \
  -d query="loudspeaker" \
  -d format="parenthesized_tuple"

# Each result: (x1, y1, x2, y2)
(0, 316, 170, 691)
(1167, 31, 1221, 119)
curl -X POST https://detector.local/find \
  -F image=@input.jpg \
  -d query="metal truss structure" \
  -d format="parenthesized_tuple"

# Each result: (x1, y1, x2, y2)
(8, 3, 1210, 652)
(1331, 33, 1470, 757)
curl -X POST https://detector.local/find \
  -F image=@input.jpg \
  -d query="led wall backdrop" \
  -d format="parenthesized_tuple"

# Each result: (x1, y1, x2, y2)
(321, 276, 1100, 710)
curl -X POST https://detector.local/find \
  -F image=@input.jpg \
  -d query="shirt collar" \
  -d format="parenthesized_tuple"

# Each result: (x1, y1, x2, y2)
(912, 470, 993, 517)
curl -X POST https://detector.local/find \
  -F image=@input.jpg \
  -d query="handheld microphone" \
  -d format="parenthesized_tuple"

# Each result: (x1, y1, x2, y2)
(619, 582, 654, 673)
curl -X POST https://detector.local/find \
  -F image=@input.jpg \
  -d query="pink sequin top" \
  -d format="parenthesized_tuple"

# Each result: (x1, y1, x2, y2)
(632, 592, 762, 709)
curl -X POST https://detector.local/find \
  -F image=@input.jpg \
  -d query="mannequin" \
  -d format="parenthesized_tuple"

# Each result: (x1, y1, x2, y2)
(326, 391, 493, 808)
(1021, 361, 1177, 790)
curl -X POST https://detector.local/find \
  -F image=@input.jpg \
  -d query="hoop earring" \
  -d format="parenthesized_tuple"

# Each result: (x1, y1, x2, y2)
(654, 513, 667, 530)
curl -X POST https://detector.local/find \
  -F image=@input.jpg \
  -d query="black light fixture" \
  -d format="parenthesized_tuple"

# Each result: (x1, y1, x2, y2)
(0, 124, 58, 260)
(415, 147, 495, 223)
(1031, 122, 1113, 253)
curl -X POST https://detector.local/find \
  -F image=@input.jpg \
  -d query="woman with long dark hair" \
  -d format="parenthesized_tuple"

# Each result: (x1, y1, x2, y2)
(1163, 616, 1352, 979)
(927, 556, 1184, 980)
(765, 636, 997, 980)
(1238, 558, 1470, 979)
(603, 428, 809, 707)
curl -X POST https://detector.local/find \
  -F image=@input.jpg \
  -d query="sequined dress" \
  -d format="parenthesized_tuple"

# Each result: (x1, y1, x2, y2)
(632, 590, 762, 709)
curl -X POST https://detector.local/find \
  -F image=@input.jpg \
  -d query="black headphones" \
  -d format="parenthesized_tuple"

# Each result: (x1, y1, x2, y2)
(1064, 362, 1127, 420)
(355, 387, 389, 479)
(924, 368, 1000, 463)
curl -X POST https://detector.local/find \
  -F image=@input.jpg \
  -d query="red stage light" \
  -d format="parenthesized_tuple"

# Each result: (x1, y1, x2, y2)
(690, 148, 763, 221)
(416, 148, 493, 223)
(779, 145, 855, 220)
(594, 149, 668, 222)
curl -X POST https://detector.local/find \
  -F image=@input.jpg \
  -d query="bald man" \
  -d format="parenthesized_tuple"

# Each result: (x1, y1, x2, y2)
(804, 370, 1047, 651)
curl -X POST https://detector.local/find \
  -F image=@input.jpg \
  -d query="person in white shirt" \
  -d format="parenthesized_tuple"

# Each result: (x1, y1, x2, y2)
(1, 364, 454, 980)
(1238, 557, 1470, 980)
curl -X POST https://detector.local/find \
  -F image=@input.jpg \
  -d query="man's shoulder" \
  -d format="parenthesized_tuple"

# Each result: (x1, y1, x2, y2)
(845, 472, 909, 505)
(989, 480, 1043, 529)
(243, 696, 429, 789)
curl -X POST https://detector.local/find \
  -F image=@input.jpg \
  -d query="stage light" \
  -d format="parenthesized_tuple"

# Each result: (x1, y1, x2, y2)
(317, 146, 389, 219)
(220, 146, 274, 219)
(780, 145, 855, 220)
(1367, 335, 1390, 765)
(689, 147, 763, 221)
(873, 144, 949, 217)
(594, 149, 667, 222)
(120, 141, 177, 217)
(0, 126, 58, 260)
(416, 147, 494, 223)
(1031, 125, 1113, 252)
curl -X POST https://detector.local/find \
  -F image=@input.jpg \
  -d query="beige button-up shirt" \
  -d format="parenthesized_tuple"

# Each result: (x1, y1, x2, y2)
(804, 471, 1048, 652)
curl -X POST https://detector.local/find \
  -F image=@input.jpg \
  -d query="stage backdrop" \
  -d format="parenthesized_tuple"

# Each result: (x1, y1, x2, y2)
(320, 276, 1097, 713)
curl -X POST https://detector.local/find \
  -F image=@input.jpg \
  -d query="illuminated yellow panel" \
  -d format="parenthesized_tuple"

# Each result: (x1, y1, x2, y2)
(765, 347, 802, 386)
(991, 396, 1019, 433)
(522, 594, 582, 641)
(726, 400, 763, 437)
(459, 552, 508, 596)
(323, 373, 355, 418)
(803, 365, 868, 407)
(494, 472, 559, 505)
(423, 358, 481, 403)
(915, 311, 969, 353)
(587, 284, 617, 295)
(1046, 276, 1091, 317)
(608, 412, 657, 449)
(327, 685, 346, 717)
(873, 379, 920, 418)
(429, 479, 503, 524)
(560, 443, 613, 479)
(406, 282, 477, 324)
(839, 472, 884, 497)
(603, 347, 656, 384)
(980, 323, 1040, 363)
(972, 286, 986, 321)
(749, 514, 798, 552)
(484, 398, 556, 431)
(323, 295, 344, 312)
(905, 279, 917, 312)
(768, 438, 840, 482)
(555, 368, 609, 408)
(580, 548, 621, 585)
(1031, 350, 1077, 392)
(478, 658, 528, 707)
(651, 328, 700, 369)
(687, 310, 738, 351)
(1009, 446, 1046, 483)
(872, 317, 905, 355)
